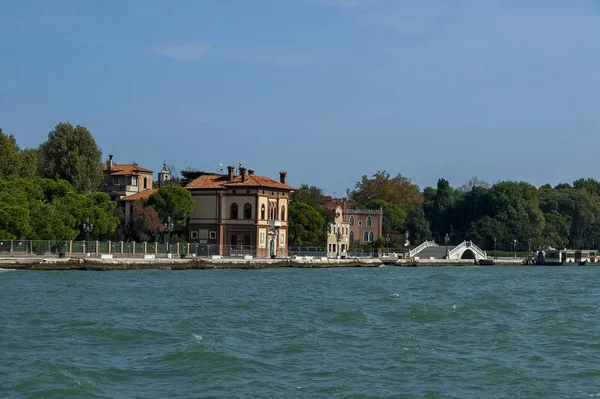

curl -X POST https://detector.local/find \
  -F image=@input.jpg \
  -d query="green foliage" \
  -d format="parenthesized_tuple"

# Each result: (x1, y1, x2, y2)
(487, 181, 545, 248)
(349, 170, 422, 210)
(573, 178, 600, 196)
(38, 122, 103, 194)
(288, 202, 325, 246)
(18, 148, 40, 179)
(0, 177, 118, 240)
(291, 184, 327, 208)
(405, 203, 431, 245)
(146, 184, 195, 226)
(0, 128, 22, 178)
(366, 199, 406, 245)
(430, 178, 454, 241)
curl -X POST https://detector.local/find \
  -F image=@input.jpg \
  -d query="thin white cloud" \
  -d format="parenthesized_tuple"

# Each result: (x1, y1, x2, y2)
(153, 43, 211, 61)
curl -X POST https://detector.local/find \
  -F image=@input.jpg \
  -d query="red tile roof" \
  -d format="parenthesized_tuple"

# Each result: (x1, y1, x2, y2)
(186, 173, 294, 191)
(103, 163, 153, 176)
(120, 189, 158, 201)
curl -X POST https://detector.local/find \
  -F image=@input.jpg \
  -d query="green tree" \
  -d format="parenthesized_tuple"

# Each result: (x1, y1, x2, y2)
(349, 170, 422, 209)
(0, 176, 118, 241)
(288, 202, 325, 246)
(540, 211, 571, 249)
(430, 178, 455, 241)
(366, 199, 406, 246)
(0, 128, 22, 178)
(405, 203, 431, 245)
(38, 122, 103, 193)
(573, 178, 600, 196)
(146, 184, 195, 226)
(488, 181, 545, 248)
(291, 184, 327, 208)
(19, 148, 40, 179)
(458, 176, 490, 193)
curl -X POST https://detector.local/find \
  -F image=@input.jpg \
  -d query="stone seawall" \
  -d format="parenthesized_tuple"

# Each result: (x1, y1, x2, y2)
(0, 256, 526, 270)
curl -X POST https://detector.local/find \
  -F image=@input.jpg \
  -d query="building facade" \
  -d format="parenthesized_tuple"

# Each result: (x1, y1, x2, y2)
(326, 206, 350, 258)
(345, 207, 384, 246)
(100, 154, 154, 200)
(185, 166, 294, 258)
(325, 198, 384, 247)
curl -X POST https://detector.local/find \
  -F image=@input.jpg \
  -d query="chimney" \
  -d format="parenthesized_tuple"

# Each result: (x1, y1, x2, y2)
(279, 171, 287, 184)
(342, 197, 348, 212)
(108, 154, 113, 170)
(240, 167, 247, 182)
(227, 165, 235, 181)
(248, 169, 255, 175)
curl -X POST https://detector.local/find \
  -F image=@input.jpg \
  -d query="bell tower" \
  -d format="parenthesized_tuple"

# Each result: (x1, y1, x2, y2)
(158, 162, 171, 188)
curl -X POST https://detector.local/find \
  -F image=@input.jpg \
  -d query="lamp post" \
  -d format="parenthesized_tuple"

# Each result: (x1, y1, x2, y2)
(445, 233, 449, 259)
(83, 218, 93, 255)
(528, 239, 532, 255)
(513, 239, 517, 258)
(164, 216, 174, 254)
(336, 225, 342, 259)
(83, 218, 93, 242)
(493, 237, 497, 260)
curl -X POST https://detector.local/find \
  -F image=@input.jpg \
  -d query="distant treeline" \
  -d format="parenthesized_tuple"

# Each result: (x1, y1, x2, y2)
(289, 173, 600, 252)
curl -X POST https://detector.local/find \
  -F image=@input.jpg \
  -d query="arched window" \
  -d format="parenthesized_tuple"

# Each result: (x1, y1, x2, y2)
(144, 177, 148, 189)
(349, 216, 355, 226)
(269, 203, 276, 220)
(281, 205, 285, 221)
(349, 231, 354, 243)
(363, 231, 369, 242)
(366, 216, 372, 227)
(369, 231, 374, 242)
(230, 203, 238, 219)
(244, 203, 252, 219)
(261, 204, 265, 220)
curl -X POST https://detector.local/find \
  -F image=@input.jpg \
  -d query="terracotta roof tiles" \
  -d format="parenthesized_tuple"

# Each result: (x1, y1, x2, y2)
(120, 189, 158, 201)
(186, 173, 294, 191)
(103, 163, 153, 176)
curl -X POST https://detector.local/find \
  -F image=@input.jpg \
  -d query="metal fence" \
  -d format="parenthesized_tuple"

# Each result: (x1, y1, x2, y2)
(0, 240, 406, 259)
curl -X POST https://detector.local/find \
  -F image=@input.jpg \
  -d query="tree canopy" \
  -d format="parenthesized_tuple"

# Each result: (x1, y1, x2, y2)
(349, 170, 422, 210)
(288, 202, 325, 246)
(38, 122, 103, 194)
(146, 184, 195, 226)
(0, 177, 118, 241)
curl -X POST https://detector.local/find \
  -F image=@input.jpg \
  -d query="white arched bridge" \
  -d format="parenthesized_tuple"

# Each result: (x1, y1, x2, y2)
(409, 240, 487, 260)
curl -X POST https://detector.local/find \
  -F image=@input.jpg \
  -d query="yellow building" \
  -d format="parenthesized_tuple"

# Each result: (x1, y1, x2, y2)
(326, 206, 350, 258)
(185, 166, 294, 258)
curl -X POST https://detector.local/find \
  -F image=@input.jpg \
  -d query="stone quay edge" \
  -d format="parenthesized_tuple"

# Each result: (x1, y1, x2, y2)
(0, 256, 526, 270)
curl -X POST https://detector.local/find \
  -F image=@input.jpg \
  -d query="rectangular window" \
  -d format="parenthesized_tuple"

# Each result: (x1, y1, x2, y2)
(280, 232, 285, 246)
(190, 231, 198, 239)
(209, 231, 217, 239)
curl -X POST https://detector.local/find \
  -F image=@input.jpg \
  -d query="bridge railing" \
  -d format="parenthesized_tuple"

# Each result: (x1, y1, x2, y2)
(409, 241, 438, 258)
(448, 241, 487, 260)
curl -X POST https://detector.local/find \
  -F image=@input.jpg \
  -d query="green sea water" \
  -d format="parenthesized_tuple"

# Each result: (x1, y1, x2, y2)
(1, 266, 600, 398)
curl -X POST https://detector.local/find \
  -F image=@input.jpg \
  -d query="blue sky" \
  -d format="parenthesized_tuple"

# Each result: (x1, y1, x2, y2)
(1, 0, 599, 195)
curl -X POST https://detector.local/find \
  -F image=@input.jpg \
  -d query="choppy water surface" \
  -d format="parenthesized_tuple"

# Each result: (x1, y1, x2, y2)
(2, 266, 600, 398)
